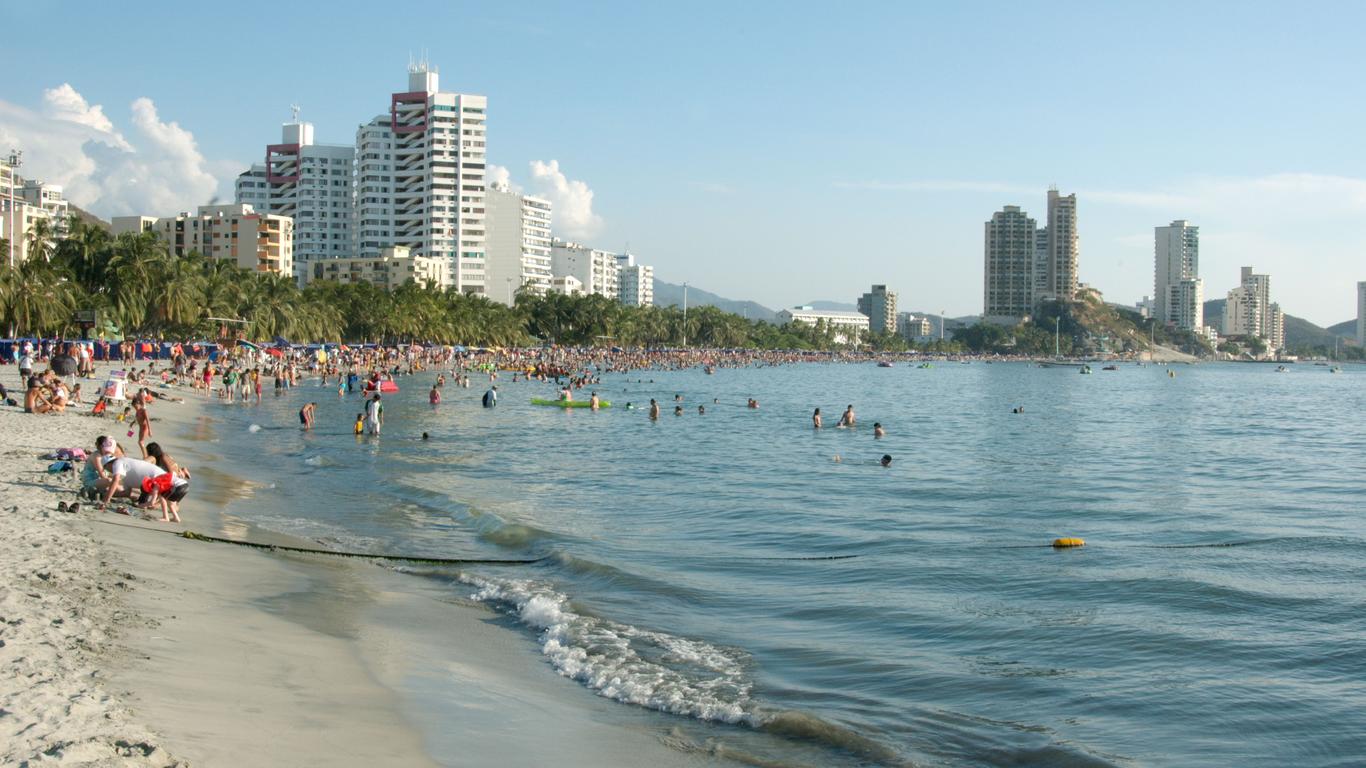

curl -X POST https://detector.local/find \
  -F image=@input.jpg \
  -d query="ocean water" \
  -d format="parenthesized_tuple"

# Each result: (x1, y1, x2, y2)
(188, 361, 1366, 767)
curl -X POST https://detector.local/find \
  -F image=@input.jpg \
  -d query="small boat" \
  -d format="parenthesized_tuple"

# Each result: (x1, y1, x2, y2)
(1102, 365, 1118, 371)
(877, 361, 894, 368)
(364, 380, 400, 393)
(918, 362, 933, 369)
(1330, 366, 1342, 374)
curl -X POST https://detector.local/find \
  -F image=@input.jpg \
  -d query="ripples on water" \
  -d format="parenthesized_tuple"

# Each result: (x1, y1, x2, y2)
(201, 362, 1366, 767)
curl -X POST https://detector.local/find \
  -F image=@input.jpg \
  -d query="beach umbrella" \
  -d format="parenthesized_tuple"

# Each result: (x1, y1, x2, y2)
(50, 354, 77, 376)
(266, 348, 284, 358)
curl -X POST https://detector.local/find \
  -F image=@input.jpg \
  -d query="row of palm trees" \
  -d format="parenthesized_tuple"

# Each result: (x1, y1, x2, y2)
(0, 215, 858, 349)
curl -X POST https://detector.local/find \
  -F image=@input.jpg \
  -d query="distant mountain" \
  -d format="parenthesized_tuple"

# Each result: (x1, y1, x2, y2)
(1202, 298, 1356, 348)
(653, 280, 777, 322)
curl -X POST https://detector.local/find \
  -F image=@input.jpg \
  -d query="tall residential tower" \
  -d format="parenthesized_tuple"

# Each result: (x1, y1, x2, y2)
(983, 205, 1037, 324)
(1045, 188, 1079, 302)
(1154, 220, 1203, 331)
(857, 284, 898, 334)
(485, 185, 553, 304)
(235, 116, 354, 284)
(354, 64, 488, 292)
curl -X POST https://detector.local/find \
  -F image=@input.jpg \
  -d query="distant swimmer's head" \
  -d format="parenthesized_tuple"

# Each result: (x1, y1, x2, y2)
(881, 454, 892, 467)
(422, 432, 430, 440)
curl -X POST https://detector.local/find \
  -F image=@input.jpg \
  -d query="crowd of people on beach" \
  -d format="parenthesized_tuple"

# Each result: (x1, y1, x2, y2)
(9, 337, 909, 528)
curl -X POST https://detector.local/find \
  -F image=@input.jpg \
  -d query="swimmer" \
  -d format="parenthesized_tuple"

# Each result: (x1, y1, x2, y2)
(837, 404, 855, 428)
(698, 405, 705, 415)
(880, 454, 892, 467)
(590, 391, 601, 411)
(874, 422, 885, 438)
(430, 385, 441, 405)
(812, 408, 822, 428)
(674, 405, 683, 416)
(421, 432, 430, 440)
(649, 399, 660, 420)
(674, 393, 683, 402)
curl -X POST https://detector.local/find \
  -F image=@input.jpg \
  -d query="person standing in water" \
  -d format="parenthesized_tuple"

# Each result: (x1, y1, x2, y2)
(429, 385, 441, 405)
(482, 385, 498, 408)
(873, 422, 885, 438)
(649, 399, 660, 420)
(837, 404, 856, 428)
(590, 391, 601, 411)
(299, 402, 317, 430)
(812, 408, 822, 428)
(365, 394, 384, 435)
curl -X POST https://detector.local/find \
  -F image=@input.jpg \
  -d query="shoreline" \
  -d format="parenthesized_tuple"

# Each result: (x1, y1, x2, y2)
(1, 368, 742, 767)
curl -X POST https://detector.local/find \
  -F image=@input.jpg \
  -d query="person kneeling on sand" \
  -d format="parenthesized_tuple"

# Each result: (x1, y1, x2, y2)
(99, 453, 184, 522)
(144, 442, 190, 523)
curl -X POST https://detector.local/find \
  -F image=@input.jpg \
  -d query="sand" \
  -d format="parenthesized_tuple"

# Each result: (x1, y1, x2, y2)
(1, 367, 731, 767)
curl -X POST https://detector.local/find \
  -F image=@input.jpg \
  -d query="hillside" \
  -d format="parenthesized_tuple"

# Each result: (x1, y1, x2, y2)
(653, 280, 778, 322)
(67, 203, 110, 232)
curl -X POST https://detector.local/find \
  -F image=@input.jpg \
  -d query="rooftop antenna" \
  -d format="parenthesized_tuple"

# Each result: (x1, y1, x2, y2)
(290, 103, 301, 123)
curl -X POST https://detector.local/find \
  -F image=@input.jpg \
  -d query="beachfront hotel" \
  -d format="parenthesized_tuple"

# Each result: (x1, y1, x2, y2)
(1, 153, 69, 264)
(983, 206, 1037, 325)
(484, 185, 553, 305)
(307, 244, 448, 289)
(1044, 188, 1079, 302)
(550, 240, 620, 299)
(857, 284, 898, 334)
(112, 203, 293, 276)
(615, 253, 654, 307)
(235, 115, 355, 285)
(354, 63, 488, 293)
(777, 306, 870, 344)
(1154, 220, 1204, 332)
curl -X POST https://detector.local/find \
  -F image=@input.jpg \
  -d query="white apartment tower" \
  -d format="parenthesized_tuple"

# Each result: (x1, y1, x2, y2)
(983, 205, 1037, 324)
(485, 185, 553, 304)
(354, 64, 488, 292)
(1358, 281, 1366, 346)
(551, 240, 619, 298)
(235, 116, 355, 284)
(1045, 188, 1079, 301)
(1154, 220, 1203, 331)
(1223, 266, 1283, 350)
(857, 284, 898, 334)
(616, 253, 654, 307)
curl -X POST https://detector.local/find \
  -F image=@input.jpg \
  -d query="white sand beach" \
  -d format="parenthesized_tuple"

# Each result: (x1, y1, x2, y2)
(1, 368, 730, 767)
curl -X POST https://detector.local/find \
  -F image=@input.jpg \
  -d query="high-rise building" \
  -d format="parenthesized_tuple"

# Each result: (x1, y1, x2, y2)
(896, 312, 933, 342)
(2, 156, 67, 264)
(616, 253, 654, 307)
(235, 116, 355, 284)
(485, 185, 553, 305)
(1223, 266, 1281, 350)
(1154, 220, 1201, 329)
(1358, 281, 1366, 346)
(112, 203, 293, 275)
(983, 206, 1036, 324)
(354, 64, 487, 292)
(1045, 188, 1079, 301)
(550, 240, 618, 298)
(857, 284, 898, 334)
(1033, 226, 1050, 305)
(1167, 278, 1204, 333)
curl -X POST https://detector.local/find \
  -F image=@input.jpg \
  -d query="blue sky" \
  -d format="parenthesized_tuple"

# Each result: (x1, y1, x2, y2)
(3, 1, 1364, 325)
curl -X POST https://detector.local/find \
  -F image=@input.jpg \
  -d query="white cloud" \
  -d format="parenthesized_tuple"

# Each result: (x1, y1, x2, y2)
(486, 163, 521, 193)
(528, 159, 603, 239)
(0, 83, 231, 218)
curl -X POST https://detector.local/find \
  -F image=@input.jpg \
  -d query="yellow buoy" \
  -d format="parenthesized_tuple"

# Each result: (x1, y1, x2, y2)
(1052, 537, 1085, 548)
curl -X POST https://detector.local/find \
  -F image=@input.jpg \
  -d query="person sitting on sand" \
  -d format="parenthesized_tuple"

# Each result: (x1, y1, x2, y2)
(24, 376, 54, 414)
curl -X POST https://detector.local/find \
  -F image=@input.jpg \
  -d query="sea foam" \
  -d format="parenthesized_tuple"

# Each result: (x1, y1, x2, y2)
(462, 574, 758, 725)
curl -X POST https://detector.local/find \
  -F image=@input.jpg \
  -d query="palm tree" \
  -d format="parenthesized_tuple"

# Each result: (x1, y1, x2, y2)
(25, 217, 57, 263)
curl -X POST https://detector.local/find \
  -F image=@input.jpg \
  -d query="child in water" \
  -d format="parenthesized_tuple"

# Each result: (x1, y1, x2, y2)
(353, 413, 364, 435)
